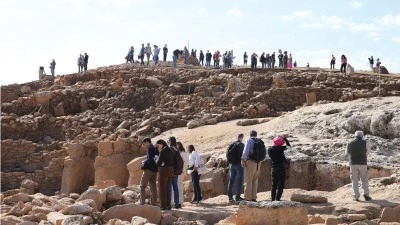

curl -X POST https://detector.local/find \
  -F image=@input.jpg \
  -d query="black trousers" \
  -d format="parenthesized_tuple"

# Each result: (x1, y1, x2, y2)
(341, 63, 347, 73)
(163, 53, 167, 62)
(271, 165, 285, 201)
(200, 59, 204, 66)
(140, 56, 144, 65)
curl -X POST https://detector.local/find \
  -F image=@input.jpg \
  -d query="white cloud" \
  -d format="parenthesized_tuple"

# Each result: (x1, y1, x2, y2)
(350, 1, 362, 9)
(392, 37, 400, 43)
(283, 10, 312, 20)
(321, 15, 344, 29)
(378, 14, 400, 27)
(366, 32, 380, 42)
(347, 23, 381, 32)
(300, 22, 323, 29)
(227, 6, 242, 19)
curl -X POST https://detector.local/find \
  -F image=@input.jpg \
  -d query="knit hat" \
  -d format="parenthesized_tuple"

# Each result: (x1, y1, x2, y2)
(354, 130, 364, 138)
(273, 136, 285, 146)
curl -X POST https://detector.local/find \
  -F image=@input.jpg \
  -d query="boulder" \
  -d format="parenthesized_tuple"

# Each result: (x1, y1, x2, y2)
(187, 119, 203, 129)
(95, 180, 116, 190)
(20, 179, 38, 195)
(107, 219, 131, 225)
(122, 190, 137, 204)
(32, 206, 55, 214)
(378, 206, 400, 223)
(131, 216, 149, 225)
(373, 66, 389, 74)
(19, 222, 39, 225)
(61, 156, 95, 194)
(47, 212, 73, 225)
(61, 202, 94, 215)
(3, 193, 33, 205)
(146, 77, 163, 86)
(161, 214, 178, 225)
(61, 215, 93, 225)
(102, 203, 161, 224)
(77, 189, 104, 210)
(308, 214, 325, 224)
(340, 214, 367, 222)
(0, 215, 24, 225)
(325, 217, 339, 225)
(236, 201, 308, 225)
(236, 119, 259, 126)
(127, 156, 146, 186)
(54, 102, 65, 116)
(21, 85, 32, 93)
(36, 91, 52, 105)
(105, 185, 123, 202)
(290, 190, 328, 203)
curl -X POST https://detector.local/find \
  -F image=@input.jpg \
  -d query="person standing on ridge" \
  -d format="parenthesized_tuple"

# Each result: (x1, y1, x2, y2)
(376, 58, 381, 67)
(278, 51, 283, 68)
(260, 52, 266, 68)
(77, 54, 83, 73)
(145, 43, 152, 66)
(341, 54, 347, 74)
(288, 54, 293, 70)
(184, 47, 189, 65)
(241, 130, 266, 202)
(346, 131, 372, 202)
(49, 59, 56, 77)
(243, 52, 248, 66)
(199, 50, 204, 66)
(139, 44, 145, 66)
(172, 49, 181, 69)
(271, 52, 276, 68)
(205, 50, 212, 68)
(139, 138, 159, 206)
(126, 46, 134, 64)
(266, 53, 271, 68)
(163, 44, 168, 62)
(283, 51, 288, 69)
(227, 133, 245, 202)
(153, 45, 160, 65)
(368, 56, 374, 70)
(331, 54, 336, 69)
(83, 53, 89, 71)
(268, 136, 292, 201)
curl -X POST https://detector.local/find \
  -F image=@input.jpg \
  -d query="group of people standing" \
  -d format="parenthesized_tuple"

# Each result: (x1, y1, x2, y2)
(77, 53, 89, 73)
(244, 51, 296, 69)
(139, 137, 204, 210)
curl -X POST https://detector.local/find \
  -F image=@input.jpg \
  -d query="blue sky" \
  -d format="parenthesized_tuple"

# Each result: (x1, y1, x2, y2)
(1, 0, 400, 85)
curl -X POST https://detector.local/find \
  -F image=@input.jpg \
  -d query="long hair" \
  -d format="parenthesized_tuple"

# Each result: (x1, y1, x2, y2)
(169, 136, 177, 148)
(188, 145, 195, 153)
(177, 142, 185, 152)
(156, 139, 168, 148)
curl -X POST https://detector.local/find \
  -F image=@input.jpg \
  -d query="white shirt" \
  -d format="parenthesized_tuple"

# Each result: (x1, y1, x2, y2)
(189, 150, 201, 167)
(180, 151, 189, 169)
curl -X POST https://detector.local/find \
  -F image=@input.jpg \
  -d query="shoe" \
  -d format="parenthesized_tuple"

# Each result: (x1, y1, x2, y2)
(235, 197, 244, 202)
(251, 199, 257, 202)
(160, 207, 168, 210)
(191, 199, 197, 204)
(364, 195, 372, 201)
(196, 200, 203, 204)
(167, 206, 172, 210)
(174, 204, 181, 209)
(353, 198, 360, 201)
(229, 198, 234, 203)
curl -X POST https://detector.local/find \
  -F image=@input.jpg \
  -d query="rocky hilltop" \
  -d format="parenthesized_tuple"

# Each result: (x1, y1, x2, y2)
(1, 64, 400, 225)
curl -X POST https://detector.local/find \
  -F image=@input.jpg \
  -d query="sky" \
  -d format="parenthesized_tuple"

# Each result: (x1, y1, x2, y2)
(1, 0, 400, 85)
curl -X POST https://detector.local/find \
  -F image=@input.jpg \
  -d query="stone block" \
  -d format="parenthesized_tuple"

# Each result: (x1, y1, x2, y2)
(98, 141, 114, 156)
(102, 203, 161, 224)
(127, 156, 146, 186)
(378, 206, 400, 223)
(290, 190, 328, 203)
(68, 143, 84, 159)
(36, 91, 52, 105)
(54, 102, 65, 116)
(236, 201, 308, 225)
(306, 92, 317, 104)
(113, 141, 128, 154)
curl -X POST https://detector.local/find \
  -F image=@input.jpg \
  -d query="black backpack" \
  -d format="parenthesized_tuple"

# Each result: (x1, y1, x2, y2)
(226, 141, 241, 164)
(172, 148, 184, 176)
(248, 138, 266, 163)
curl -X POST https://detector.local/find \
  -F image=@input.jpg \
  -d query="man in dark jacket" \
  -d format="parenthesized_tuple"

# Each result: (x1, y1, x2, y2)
(139, 138, 159, 206)
(172, 49, 181, 69)
(227, 133, 245, 202)
(83, 53, 89, 71)
(278, 52, 283, 68)
(271, 52, 276, 68)
(346, 131, 372, 201)
(199, 50, 204, 66)
(205, 50, 212, 68)
(163, 45, 168, 62)
(268, 136, 291, 201)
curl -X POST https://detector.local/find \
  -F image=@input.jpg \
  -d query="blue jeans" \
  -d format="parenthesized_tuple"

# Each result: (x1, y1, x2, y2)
(191, 171, 202, 201)
(227, 163, 244, 200)
(169, 175, 179, 206)
(50, 68, 55, 77)
(184, 55, 188, 64)
(172, 55, 177, 68)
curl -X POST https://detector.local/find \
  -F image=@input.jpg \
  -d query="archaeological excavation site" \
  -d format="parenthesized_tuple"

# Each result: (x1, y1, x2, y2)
(1, 63, 400, 225)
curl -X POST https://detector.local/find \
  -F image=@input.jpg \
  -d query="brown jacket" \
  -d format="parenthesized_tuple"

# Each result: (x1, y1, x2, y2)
(157, 146, 174, 167)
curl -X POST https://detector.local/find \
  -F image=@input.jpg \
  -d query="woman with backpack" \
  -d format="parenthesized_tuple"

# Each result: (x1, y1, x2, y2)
(168, 136, 184, 209)
(187, 145, 203, 204)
